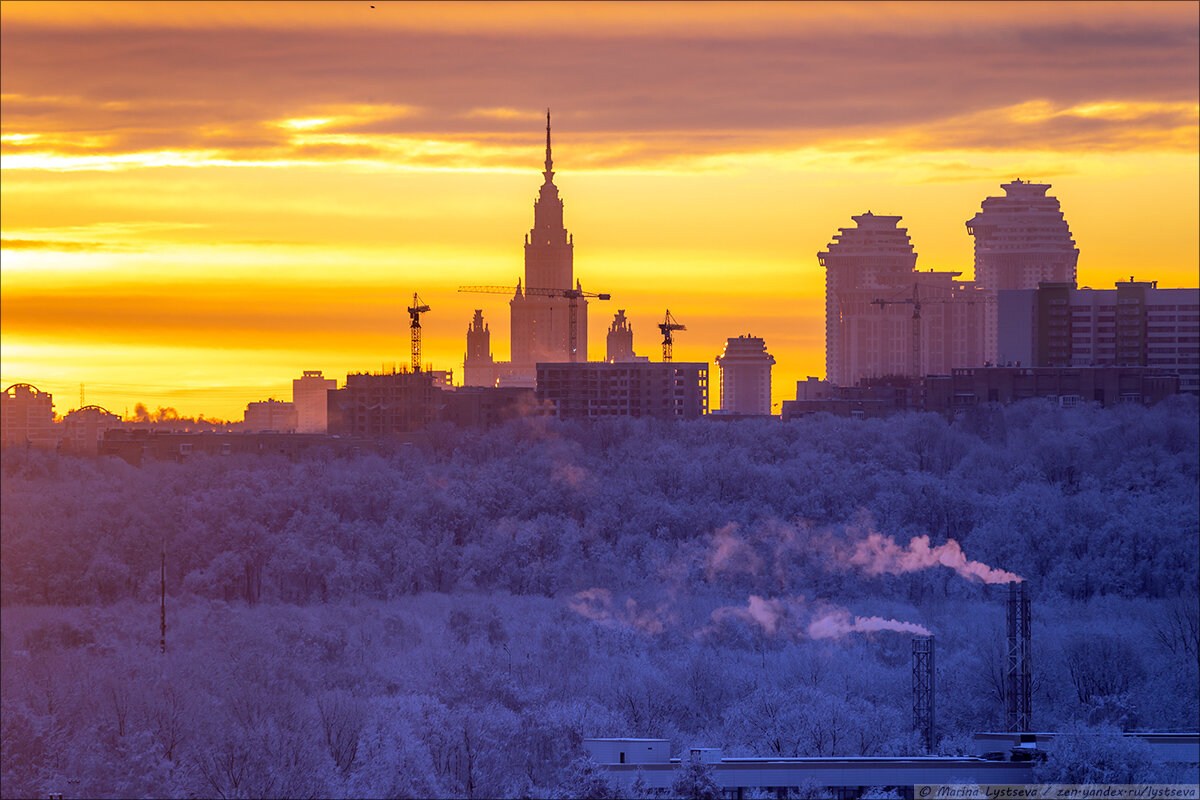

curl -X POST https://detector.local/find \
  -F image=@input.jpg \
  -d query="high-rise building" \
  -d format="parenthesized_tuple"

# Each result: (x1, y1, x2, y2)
(606, 310, 639, 362)
(967, 180, 1079, 363)
(1, 383, 58, 449)
(537, 362, 708, 420)
(997, 280, 1200, 394)
(715, 335, 776, 414)
(819, 213, 984, 385)
(507, 112, 585, 384)
(464, 310, 499, 387)
(820, 213, 918, 386)
(464, 113, 597, 388)
(292, 370, 337, 433)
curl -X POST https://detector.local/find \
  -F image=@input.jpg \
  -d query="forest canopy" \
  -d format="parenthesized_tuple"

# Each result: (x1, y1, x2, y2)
(2, 398, 1197, 798)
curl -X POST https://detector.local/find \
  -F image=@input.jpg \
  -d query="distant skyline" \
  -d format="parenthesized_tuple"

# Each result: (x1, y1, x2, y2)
(2, 1, 1197, 419)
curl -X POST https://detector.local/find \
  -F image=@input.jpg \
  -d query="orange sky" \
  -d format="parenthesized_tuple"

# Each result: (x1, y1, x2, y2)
(2, 1, 1197, 419)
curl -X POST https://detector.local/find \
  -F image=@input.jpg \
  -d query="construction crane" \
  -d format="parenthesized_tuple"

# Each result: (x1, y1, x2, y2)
(458, 283, 610, 362)
(658, 309, 686, 362)
(407, 292, 431, 372)
(872, 283, 991, 377)
(873, 284, 923, 377)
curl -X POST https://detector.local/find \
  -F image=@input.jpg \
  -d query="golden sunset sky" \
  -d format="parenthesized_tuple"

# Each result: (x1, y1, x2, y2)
(2, 1, 1197, 418)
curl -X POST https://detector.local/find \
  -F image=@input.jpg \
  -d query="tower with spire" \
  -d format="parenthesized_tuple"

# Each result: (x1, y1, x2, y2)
(463, 309, 497, 387)
(507, 110, 584, 381)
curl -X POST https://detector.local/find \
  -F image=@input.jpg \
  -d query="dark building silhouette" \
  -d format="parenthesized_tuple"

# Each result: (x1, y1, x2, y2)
(99, 430, 359, 466)
(464, 309, 499, 387)
(441, 386, 538, 428)
(997, 280, 1199, 394)
(244, 398, 298, 433)
(537, 362, 708, 420)
(967, 180, 1079, 364)
(782, 376, 919, 420)
(783, 367, 1179, 420)
(925, 366, 1178, 413)
(61, 405, 123, 455)
(605, 310, 640, 362)
(327, 370, 439, 437)
(1, 383, 57, 449)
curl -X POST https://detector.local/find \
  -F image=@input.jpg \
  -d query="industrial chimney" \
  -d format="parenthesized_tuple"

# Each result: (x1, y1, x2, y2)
(912, 635, 935, 753)
(1005, 581, 1031, 732)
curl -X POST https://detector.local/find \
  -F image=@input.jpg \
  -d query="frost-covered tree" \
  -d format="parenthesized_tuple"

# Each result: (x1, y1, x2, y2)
(1032, 723, 1171, 784)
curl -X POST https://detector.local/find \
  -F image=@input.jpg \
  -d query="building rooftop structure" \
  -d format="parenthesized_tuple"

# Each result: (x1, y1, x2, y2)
(583, 732, 1199, 795)
(582, 739, 1033, 795)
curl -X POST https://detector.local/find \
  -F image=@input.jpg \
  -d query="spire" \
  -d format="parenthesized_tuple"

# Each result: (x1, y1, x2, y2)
(543, 108, 554, 181)
(528, 111, 568, 252)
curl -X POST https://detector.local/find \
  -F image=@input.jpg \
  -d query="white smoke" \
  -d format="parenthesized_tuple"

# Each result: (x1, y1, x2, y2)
(706, 523, 764, 581)
(836, 531, 1023, 585)
(807, 607, 932, 639)
(704, 594, 931, 641)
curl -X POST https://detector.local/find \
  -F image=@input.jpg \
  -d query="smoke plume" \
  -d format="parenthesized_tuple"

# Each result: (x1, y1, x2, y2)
(807, 607, 932, 639)
(568, 587, 671, 634)
(708, 594, 798, 636)
(706, 523, 764, 581)
(704, 594, 931, 641)
(837, 531, 1023, 584)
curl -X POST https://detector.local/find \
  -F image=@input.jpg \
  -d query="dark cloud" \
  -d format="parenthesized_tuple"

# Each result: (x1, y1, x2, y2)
(2, 18, 1195, 163)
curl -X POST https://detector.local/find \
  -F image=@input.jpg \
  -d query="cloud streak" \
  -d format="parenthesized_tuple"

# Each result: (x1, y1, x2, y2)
(0, 238, 139, 252)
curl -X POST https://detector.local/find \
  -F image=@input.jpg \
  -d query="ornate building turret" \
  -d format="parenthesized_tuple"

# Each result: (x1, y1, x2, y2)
(606, 310, 637, 362)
